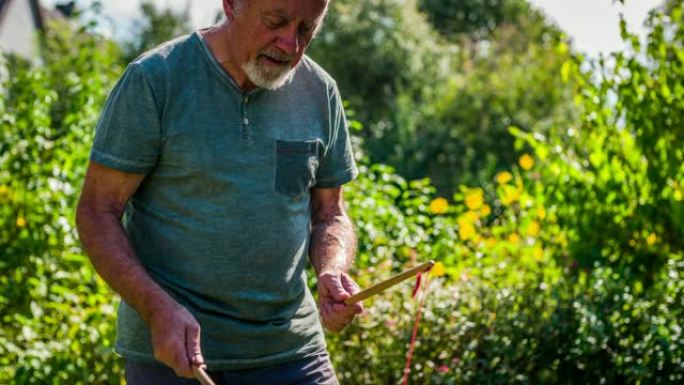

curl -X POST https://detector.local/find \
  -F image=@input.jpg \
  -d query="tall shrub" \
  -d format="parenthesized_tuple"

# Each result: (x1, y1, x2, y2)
(0, 21, 123, 384)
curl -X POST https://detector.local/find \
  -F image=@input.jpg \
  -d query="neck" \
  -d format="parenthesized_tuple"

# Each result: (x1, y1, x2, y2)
(201, 24, 256, 91)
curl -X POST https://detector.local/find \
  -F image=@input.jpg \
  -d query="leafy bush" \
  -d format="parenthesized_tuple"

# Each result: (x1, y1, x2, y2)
(0, 21, 123, 385)
(2, 2, 683, 385)
(324, 4, 684, 384)
(512, 2, 684, 274)
(309, 0, 576, 193)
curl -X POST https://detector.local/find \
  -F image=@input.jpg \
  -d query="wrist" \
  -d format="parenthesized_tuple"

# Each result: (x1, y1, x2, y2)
(136, 286, 179, 324)
(317, 264, 348, 278)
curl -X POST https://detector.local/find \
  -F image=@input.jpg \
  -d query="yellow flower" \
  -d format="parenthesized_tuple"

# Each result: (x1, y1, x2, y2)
(429, 197, 449, 214)
(464, 188, 484, 210)
(646, 233, 657, 245)
(527, 220, 540, 237)
(465, 211, 479, 223)
(536, 207, 547, 219)
(519, 154, 535, 170)
(16, 217, 27, 228)
(495, 171, 513, 185)
(508, 233, 520, 244)
(533, 245, 544, 261)
(430, 261, 446, 277)
(501, 185, 521, 206)
(485, 237, 497, 248)
(459, 221, 476, 241)
(480, 204, 491, 216)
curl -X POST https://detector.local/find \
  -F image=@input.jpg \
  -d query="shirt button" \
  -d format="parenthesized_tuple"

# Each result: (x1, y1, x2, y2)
(243, 118, 249, 125)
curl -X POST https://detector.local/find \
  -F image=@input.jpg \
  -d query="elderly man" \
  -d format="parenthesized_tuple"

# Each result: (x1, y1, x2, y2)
(75, 0, 362, 383)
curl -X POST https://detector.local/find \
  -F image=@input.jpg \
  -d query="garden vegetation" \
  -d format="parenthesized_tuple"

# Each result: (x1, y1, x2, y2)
(1, 1, 683, 384)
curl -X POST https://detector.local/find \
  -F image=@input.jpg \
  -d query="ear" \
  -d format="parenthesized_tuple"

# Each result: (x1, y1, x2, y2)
(222, 0, 238, 21)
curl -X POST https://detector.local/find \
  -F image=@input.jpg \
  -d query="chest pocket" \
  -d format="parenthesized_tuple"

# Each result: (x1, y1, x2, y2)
(275, 139, 320, 199)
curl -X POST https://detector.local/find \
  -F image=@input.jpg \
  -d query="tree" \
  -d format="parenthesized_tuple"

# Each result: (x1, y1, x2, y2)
(309, 0, 576, 193)
(122, 0, 192, 64)
(515, 1, 684, 275)
(418, 0, 531, 39)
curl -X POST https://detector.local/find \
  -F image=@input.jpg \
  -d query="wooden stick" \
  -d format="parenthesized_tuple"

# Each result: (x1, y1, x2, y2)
(193, 366, 217, 385)
(344, 260, 435, 305)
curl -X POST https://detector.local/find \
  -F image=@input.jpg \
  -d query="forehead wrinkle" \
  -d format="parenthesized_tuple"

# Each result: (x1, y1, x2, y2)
(260, 0, 328, 20)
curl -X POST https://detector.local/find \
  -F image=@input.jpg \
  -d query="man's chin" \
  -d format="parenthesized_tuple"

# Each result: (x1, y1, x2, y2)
(244, 63, 296, 90)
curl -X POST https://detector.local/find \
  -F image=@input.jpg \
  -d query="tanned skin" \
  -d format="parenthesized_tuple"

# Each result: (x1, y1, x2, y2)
(310, 187, 364, 332)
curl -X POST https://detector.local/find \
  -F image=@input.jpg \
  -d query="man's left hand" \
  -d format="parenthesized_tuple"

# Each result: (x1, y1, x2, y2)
(317, 271, 364, 332)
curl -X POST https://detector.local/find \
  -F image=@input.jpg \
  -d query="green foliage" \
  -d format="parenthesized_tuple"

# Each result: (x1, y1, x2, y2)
(329, 260, 684, 384)
(2, 1, 683, 384)
(324, 5, 684, 380)
(329, 129, 683, 384)
(121, 0, 192, 64)
(417, 23, 575, 193)
(309, 0, 575, 193)
(418, 0, 531, 39)
(0, 21, 123, 384)
(309, 0, 450, 135)
(512, 2, 684, 274)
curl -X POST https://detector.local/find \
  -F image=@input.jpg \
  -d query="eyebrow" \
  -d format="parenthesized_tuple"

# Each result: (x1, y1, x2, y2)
(261, 9, 290, 23)
(261, 9, 321, 33)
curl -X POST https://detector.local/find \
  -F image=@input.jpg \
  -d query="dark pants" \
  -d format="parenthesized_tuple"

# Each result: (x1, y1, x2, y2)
(124, 353, 339, 385)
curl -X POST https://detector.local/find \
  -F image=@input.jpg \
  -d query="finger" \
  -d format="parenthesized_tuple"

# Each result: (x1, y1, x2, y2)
(331, 302, 354, 313)
(322, 274, 350, 302)
(340, 274, 363, 313)
(185, 323, 205, 367)
(173, 349, 195, 378)
(327, 305, 356, 324)
(322, 314, 343, 332)
(322, 301, 333, 316)
(340, 273, 361, 294)
(321, 309, 335, 331)
(155, 335, 187, 374)
(320, 303, 345, 332)
(332, 301, 364, 315)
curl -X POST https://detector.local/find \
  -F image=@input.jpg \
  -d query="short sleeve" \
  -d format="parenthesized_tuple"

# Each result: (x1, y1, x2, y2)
(90, 63, 161, 174)
(315, 82, 359, 188)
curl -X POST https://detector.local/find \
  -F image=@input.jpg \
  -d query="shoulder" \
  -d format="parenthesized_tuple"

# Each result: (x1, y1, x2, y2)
(126, 32, 198, 83)
(120, 33, 201, 108)
(294, 55, 340, 93)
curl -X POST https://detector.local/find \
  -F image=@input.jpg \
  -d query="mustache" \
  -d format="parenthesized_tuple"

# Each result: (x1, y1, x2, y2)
(259, 48, 295, 63)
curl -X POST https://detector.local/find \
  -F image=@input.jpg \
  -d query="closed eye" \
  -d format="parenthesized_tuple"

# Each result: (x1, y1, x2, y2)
(264, 15, 288, 29)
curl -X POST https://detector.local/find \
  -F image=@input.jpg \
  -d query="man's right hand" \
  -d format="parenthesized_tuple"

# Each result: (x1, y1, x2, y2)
(148, 301, 206, 378)
(76, 162, 206, 378)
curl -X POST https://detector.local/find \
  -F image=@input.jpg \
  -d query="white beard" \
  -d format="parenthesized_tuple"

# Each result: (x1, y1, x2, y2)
(242, 57, 296, 90)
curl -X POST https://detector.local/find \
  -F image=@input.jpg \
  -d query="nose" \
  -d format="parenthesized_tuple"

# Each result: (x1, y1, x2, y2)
(274, 26, 299, 56)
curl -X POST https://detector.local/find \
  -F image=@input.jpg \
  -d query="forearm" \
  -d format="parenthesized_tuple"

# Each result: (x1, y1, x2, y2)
(309, 210, 357, 276)
(76, 206, 176, 324)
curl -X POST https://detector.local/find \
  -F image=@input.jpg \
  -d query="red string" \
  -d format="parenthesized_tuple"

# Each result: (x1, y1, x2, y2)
(411, 272, 422, 297)
(402, 270, 432, 385)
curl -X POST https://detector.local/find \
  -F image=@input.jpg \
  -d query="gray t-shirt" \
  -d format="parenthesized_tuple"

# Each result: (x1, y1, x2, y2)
(90, 31, 358, 370)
